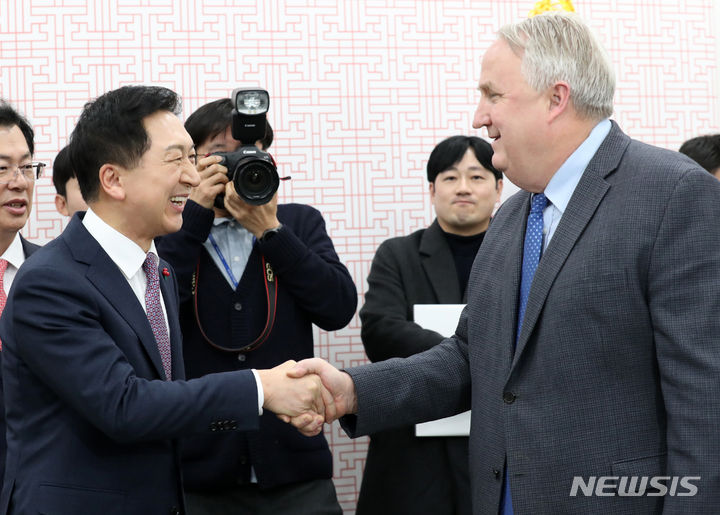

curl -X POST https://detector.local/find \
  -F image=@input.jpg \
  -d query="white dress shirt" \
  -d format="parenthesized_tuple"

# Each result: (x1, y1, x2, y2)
(0, 232, 27, 296)
(82, 208, 169, 332)
(542, 119, 612, 250)
(82, 208, 264, 415)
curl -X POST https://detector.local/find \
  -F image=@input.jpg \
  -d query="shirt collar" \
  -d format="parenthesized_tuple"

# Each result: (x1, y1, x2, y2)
(1, 232, 26, 269)
(82, 207, 157, 280)
(544, 119, 612, 215)
(212, 216, 232, 227)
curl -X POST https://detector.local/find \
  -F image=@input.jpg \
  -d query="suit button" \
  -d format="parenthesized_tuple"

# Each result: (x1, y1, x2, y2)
(493, 468, 500, 478)
(237, 354, 246, 362)
(169, 507, 181, 515)
(234, 302, 242, 311)
(503, 391, 516, 404)
(240, 456, 248, 465)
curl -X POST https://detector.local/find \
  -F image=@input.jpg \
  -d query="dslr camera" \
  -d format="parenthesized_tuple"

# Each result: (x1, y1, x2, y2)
(214, 88, 279, 207)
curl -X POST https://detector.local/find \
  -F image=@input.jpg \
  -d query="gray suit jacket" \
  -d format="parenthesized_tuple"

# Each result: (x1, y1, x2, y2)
(344, 122, 720, 513)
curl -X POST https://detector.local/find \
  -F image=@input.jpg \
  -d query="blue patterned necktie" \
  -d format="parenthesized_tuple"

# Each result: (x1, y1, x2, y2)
(516, 192, 548, 342)
(502, 192, 548, 515)
(143, 252, 172, 380)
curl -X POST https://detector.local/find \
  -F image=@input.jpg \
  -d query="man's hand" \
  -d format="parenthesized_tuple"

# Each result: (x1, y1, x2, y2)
(189, 154, 229, 209)
(223, 183, 280, 239)
(257, 360, 334, 437)
(283, 358, 358, 428)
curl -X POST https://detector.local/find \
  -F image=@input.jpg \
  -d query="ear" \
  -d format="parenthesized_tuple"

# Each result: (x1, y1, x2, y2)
(548, 81, 571, 122)
(428, 181, 436, 201)
(54, 194, 69, 217)
(98, 164, 126, 201)
(495, 178, 504, 202)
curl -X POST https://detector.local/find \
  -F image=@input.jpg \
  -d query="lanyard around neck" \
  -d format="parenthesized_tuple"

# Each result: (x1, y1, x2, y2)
(207, 233, 239, 289)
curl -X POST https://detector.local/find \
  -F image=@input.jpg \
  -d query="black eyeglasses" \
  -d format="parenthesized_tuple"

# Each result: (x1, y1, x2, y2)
(0, 162, 45, 184)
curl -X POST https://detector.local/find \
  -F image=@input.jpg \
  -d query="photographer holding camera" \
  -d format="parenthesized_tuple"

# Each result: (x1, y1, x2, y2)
(156, 91, 356, 514)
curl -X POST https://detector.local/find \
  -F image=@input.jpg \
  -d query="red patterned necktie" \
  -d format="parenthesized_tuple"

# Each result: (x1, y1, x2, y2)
(142, 253, 172, 380)
(0, 259, 8, 350)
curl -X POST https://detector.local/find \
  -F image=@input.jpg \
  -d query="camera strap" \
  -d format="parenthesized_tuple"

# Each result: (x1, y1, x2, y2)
(192, 255, 278, 354)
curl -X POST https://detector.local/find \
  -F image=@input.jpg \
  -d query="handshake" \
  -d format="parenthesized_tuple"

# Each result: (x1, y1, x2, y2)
(257, 358, 357, 436)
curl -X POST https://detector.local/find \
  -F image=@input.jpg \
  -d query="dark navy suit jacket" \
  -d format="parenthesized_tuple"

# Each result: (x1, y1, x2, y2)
(0, 236, 40, 494)
(0, 214, 260, 515)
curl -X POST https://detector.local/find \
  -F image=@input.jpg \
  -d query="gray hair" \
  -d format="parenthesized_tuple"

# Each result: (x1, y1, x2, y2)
(498, 12, 615, 121)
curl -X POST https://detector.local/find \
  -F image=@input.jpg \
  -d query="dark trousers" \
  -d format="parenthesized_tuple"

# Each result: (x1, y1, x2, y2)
(357, 431, 471, 515)
(185, 478, 342, 515)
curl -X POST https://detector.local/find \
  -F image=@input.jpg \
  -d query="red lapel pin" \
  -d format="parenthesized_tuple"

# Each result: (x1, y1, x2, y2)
(162, 268, 170, 277)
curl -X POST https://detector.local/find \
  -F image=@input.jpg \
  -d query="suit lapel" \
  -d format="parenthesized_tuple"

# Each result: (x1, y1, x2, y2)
(420, 220, 462, 303)
(20, 235, 40, 257)
(66, 218, 169, 380)
(512, 123, 630, 367)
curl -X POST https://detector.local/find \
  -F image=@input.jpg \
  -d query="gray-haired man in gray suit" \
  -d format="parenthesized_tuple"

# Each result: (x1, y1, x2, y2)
(287, 12, 720, 514)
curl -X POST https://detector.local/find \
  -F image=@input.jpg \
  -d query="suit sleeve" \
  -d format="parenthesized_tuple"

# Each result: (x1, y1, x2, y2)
(256, 205, 357, 330)
(0, 264, 260, 444)
(360, 240, 444, 361)
(342, 306, 472, 437)
(649, 169, 720, 510)
(155, 199, 215, 305)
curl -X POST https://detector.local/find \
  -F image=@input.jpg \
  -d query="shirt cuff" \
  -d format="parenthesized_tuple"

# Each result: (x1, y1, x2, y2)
(251, 369, 264, 415)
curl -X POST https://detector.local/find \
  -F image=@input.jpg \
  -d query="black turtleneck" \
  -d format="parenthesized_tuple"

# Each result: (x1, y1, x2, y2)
(442, 229, 486, 297)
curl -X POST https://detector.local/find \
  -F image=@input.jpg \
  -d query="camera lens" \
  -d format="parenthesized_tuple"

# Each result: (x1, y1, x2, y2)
(241, 165, 272, 194)
(233, 157, 279, 205)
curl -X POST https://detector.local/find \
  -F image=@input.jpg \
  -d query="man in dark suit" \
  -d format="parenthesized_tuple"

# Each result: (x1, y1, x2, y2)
(357, 135, 502, 515)
(156, 98, 356, 515)
(0, 85, 330, 515)
(0, 100, 43, 493)
(288, 12, 720, 513)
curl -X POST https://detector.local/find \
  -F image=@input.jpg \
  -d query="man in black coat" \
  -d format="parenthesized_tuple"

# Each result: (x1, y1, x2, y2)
(156, 98, 357, 515)
(357, 136, 502, 515)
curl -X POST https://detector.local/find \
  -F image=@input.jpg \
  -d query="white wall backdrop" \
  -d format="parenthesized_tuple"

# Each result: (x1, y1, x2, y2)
(1, 1, 717, 512)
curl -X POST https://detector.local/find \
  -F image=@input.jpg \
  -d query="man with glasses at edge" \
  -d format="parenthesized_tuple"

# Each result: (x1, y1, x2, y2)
(0, 100, 44, 492)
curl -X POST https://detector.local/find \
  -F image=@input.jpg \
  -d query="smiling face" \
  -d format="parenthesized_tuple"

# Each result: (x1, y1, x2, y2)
(430, 148, 503, 236)
(473, 38, 551, 192)
(0, 124, 34, 247)
(111, 111, 200, 250)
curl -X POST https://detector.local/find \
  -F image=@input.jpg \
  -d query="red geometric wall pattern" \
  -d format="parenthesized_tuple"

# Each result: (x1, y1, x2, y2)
(0, 1, 717, 512)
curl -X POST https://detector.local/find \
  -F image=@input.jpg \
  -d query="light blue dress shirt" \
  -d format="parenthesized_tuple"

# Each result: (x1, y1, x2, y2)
(203, 217, 255, 288)
(540, 119, 612, 251)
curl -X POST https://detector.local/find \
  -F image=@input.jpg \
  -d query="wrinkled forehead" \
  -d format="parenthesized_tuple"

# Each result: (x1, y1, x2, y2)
(478, 39, 523, 88)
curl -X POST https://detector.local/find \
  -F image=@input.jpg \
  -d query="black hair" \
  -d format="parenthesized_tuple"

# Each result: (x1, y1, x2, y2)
(426, 135, 501, 183)
(52, 145, 74, 197)
(0, 100, 35, 156)
(184, 98, 234, 147)
(68, 85, 181, 202)
(259, 121, 273, 151)
(679, 134, 720, 173)
(185, 98, 273, 150)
